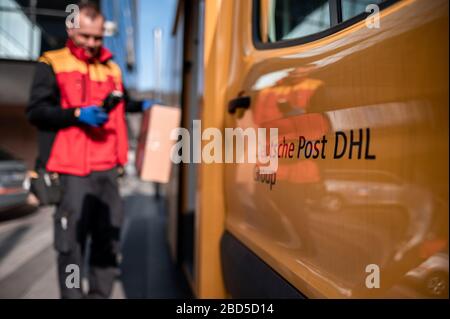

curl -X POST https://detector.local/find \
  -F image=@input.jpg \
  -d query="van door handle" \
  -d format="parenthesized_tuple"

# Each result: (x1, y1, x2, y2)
(228, 96, 251, 114)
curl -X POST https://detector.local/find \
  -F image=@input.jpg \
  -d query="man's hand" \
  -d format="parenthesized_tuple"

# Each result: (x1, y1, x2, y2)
(76, 106, 108, 127)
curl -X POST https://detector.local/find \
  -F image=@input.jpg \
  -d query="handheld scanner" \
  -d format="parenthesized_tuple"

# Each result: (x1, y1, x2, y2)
(102, 91, 124, 113)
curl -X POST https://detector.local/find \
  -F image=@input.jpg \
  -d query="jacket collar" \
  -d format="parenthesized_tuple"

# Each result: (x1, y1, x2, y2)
(66, 39, 113, 63)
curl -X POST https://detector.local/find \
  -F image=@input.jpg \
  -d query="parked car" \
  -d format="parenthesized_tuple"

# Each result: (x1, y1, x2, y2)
(406, 251, 449, 297)
(319, 169, 417, 212)
(0, 148, 29, 212)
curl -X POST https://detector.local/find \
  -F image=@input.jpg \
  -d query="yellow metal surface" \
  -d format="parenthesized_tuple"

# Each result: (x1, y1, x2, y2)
(194, 0, 231, 298)
(223, 0, 449, 298)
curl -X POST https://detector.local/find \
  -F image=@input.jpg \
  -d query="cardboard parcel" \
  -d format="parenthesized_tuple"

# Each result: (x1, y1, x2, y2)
(136, 105, 181, 183)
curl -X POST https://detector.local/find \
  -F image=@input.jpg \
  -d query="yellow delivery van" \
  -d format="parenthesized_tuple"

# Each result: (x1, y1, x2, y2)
(167, 0, 449, 298)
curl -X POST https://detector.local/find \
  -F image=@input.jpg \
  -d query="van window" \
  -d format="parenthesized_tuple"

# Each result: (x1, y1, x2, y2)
(255, 0, 396, 48)
(264, 0, 331, 43)
(341, 0, 384, 21)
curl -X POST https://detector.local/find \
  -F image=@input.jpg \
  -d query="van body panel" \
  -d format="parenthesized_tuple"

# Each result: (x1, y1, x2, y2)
(223, 0, 448, 298)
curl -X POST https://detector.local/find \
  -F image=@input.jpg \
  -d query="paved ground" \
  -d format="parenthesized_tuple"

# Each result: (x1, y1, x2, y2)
(0, 175, 192, 299)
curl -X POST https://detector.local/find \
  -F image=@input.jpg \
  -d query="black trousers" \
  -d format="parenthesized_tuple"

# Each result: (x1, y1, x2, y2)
(54, 168, 123, 299)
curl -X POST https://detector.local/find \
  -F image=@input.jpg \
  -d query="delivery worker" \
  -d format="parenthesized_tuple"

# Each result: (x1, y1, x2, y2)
(26, 1, 155, 298)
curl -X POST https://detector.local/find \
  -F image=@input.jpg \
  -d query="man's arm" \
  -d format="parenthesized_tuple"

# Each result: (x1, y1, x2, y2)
(123, 88, 161, 113)
(123, 88, 144, 113)
(26, 62, 79, 130)
(124, 99, 144, 113)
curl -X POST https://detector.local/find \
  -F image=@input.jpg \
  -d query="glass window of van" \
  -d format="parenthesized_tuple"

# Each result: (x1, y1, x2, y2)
(341, 0, 384, 21)
(261, 0, 331, 43)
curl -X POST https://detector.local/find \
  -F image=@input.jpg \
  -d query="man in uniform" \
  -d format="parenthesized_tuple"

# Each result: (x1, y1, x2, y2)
(27, 1, 154, 298)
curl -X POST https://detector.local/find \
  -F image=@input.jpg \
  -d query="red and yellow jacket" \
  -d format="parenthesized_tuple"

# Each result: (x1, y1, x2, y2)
(27, 40, 129, 176)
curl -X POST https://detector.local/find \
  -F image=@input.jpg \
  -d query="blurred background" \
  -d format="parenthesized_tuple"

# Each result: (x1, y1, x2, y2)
(0, 0, 182, 166)
(0, 0, 190, 298)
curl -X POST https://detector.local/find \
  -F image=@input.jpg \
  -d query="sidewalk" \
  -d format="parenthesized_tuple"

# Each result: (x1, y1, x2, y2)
(0, 176, 191, 299)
